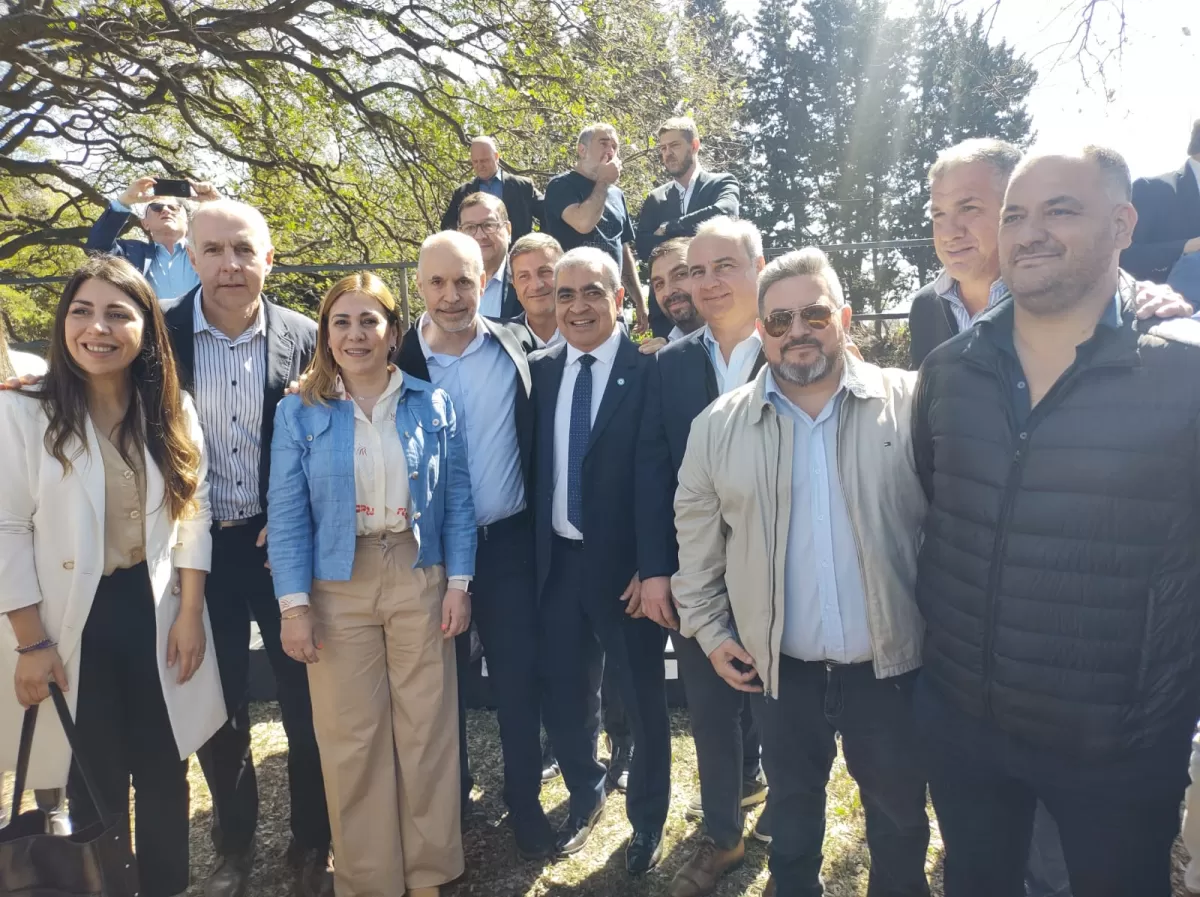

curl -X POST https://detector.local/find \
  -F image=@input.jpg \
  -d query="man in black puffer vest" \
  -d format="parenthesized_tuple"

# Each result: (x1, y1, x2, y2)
(913, 146, 1200, 897)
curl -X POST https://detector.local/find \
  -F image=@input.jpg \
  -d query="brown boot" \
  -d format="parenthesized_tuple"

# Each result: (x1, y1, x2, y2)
(666, 836, 745, 897)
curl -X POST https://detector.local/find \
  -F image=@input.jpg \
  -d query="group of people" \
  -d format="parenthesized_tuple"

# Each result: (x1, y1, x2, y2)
(0, 114, 1199, 897)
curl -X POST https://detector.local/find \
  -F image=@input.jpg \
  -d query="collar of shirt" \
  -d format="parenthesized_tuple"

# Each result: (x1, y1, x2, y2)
(335, 366, 404, 419)
(764, 367, 846, 425)
(192, 290, 266, 344)
(701, 324, 762, 362)
(674, 165, 702, 198)
(154, 239, 189, 259)
(532, 328, 564, 350)
(566, 325, 622, 369)
(417, 313, 490, 364)
(981, 290, 1124, 360)
(932, 269, 1009, 315)
(667, 325, 685, 342)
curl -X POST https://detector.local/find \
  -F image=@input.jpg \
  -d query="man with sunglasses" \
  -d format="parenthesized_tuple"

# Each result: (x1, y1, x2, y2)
(673, 248, 932, 897)
(638, 217, 771, 897)
(86, 174, 221, 301)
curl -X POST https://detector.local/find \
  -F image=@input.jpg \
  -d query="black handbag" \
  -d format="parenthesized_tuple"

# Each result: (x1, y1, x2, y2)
(0, 683, 139, 896)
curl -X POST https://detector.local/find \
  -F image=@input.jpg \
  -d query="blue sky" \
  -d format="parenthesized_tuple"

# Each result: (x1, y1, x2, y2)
(728, 0, 1199, 178)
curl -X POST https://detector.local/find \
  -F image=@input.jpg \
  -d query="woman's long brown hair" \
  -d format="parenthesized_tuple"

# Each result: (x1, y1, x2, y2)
(30, 256, 201, 521)
(299, 272, 403, 406)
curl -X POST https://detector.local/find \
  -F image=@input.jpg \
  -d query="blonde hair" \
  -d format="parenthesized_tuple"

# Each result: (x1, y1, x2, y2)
(299, 272, 403, 406)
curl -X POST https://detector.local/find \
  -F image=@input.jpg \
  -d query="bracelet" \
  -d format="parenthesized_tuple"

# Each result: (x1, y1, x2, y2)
(281, 607, 310, 620)
(16, 638, 56, 655)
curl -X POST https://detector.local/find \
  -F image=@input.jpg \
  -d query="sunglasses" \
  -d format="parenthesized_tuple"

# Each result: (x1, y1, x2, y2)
(762, 305, 833, 338)
(146, 202, 180, 214)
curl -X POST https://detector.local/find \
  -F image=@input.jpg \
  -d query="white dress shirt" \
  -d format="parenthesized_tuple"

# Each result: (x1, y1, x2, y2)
(531, 327, 565, 350)
(552, 326, 622, 539)
(674, 165, 702, 214)
(667, 326, 685, 342)
(702, 325, 762, 395)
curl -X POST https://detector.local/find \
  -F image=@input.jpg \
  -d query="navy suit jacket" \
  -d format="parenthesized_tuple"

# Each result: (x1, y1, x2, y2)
(85, 205, 156, 277)
(636, 329, 765, 579)
(531, 334, 652, 603)
(397, 316, 537, 495)
(1122, 163, 1200, 283)
(635, 170, 741, 335)
(441, 172, 543, 242)
(163, 286, 317, 512)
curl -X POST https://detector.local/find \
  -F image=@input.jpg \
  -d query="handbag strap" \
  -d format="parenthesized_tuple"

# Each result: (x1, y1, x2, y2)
(6, 684, 116, 825)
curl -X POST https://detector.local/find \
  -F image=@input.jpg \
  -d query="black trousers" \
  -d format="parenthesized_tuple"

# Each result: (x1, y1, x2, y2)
(195, 518, 330, 855)
(67, 563, 190, 897)
(675, 631, 763, 849)
(754, 658, 930, 897)
(538, 537, 671, 832)
(465, 512, 548, 833)
(916, 676, 1191, 897)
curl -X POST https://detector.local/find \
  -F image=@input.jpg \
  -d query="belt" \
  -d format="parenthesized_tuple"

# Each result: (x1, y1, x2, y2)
(478, 508, 530, 542)
(552, 534, 585, 551)
(213, 513, 266, 531)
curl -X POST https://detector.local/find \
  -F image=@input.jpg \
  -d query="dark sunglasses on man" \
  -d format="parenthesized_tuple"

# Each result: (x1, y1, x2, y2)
(761, 304, 834, 338)
(146, 202, 181, 214)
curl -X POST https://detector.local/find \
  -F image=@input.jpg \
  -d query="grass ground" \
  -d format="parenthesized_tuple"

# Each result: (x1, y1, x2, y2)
(4, 703, 1195, 895)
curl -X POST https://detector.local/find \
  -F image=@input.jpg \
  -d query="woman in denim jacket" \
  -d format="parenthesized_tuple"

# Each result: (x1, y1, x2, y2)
(267, 273, 476, 897)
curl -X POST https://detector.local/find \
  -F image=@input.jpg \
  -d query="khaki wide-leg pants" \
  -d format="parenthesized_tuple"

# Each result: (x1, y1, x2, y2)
(308, 532, 463, 896)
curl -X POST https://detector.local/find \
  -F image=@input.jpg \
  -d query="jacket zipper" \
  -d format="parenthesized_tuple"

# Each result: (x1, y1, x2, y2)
(764, 413, 782, 699)
(835, 397, 874, 665)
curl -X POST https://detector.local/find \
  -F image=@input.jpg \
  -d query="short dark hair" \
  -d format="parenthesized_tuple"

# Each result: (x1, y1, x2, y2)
(648, 237, 691, 271)
(458, 191, 508, 225)
(658, 117, 699, 144)
(1189, 120, 1200, 157)
(509, 232, 563, 265)
(1082, 145, 1132, 202)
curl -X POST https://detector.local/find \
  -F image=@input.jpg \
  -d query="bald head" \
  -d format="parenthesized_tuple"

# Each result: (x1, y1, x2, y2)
(469, 137, 500, 181)
(999, 145, 1137, 315)
(186, 199, 274, 311)
(418, 230, 486, 334)
(188, 200, 271, 252)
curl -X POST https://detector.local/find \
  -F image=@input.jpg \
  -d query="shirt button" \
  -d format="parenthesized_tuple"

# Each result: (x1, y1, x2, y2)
(131, 510, 141, 519)
(410, 471, 418, 480)
(123, 470, 133, 479)
(1019, 432, 1028, 440)
(232, 448, 238, 454)
(236, 480, 242, 486)
(232, 380, 237, 386)
(62, 561, 74, 570)
(306, 435, 313, 442)
(1018, 381, 1027, 390)
(232, 415, 237, 422)
(432, 418, 440, 426)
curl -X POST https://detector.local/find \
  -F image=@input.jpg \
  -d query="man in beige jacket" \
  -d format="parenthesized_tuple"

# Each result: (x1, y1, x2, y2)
(672, 248, 931, 897)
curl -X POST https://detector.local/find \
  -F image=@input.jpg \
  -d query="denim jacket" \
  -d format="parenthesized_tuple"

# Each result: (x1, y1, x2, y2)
(267, 375, 477, 598)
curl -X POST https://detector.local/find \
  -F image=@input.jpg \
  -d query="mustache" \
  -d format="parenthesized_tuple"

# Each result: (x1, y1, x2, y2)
(663, 291, 692, 306)
(781, 336, 823, 352)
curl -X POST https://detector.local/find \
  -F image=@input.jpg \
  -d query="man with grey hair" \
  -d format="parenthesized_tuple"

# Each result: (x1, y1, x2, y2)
(86, 173, 222, 301)
(530, 247, 671, 873)
(441, 136, 543, 241)
(636, 117, 741, 337)
(396, 228, 559, 859)
(164, 198, 329, 897)
(673, 247, 932, 897)
(543, 123, 650, 333)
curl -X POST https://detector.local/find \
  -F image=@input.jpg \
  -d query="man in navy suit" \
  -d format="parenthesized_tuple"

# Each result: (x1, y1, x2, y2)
(636, 118, 741, 337)
(456, 192, 522, 320)
(530, 248, 671, 873)
(1122, 120, 1200, 296)
(441, 136, 543, 242)
(86, 174, 221, 301)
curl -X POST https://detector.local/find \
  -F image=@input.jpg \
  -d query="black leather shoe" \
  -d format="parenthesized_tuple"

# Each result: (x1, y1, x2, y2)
(625, 828, 663, 874)
(203, 846, 255, 897)
(514, 820, 557, 861)
(291, 847, 333, 897)
(541, 737, 561, 783)
(555, 796, 606, 855)
(607, 742, 633, 792)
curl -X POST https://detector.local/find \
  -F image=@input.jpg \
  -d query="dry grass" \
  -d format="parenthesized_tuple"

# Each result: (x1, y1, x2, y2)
(5, 704, 1196, 895)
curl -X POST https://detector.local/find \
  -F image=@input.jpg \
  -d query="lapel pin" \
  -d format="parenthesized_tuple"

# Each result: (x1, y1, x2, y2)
(617, 378, 625, 386)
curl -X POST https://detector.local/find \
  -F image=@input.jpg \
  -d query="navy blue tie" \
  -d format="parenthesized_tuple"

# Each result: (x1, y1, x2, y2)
(567, 354, 595, 532)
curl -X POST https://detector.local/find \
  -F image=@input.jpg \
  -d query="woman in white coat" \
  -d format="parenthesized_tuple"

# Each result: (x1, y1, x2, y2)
(0, 256, 227, 897)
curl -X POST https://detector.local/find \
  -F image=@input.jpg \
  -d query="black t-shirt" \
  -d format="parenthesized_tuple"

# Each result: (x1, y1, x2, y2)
(543, 170, 635, 276)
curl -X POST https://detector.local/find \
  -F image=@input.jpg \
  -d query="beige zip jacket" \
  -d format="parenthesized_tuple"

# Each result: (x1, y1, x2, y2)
(672, 355, 926, 698)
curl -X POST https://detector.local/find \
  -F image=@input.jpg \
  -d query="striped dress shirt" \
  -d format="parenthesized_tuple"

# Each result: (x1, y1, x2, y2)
(191, 294, 268, 522)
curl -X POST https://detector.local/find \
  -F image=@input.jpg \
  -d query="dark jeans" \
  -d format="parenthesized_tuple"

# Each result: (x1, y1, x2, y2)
(195, 518, 330, 855)
(675, 631, 763, 849)
(539, 538, 671, 831)
(67, 564, 190, 897)
(466, 512, 547, 831)
(754, 658, 930, 897)
(916, 676, 1191, 897)
(1025, 802, 1071, 897)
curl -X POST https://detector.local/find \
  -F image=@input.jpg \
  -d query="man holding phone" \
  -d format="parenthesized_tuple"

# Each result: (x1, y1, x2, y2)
(86, 174, 221, 301)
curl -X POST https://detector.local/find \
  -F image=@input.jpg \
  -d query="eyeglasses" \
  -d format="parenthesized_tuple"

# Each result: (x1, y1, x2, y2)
(459, 220, 505, 237)
(146, 202, 180, 214)
(761, 305, 834, 337)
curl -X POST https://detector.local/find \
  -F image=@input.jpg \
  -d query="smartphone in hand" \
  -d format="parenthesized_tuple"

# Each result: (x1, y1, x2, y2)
(153, 178, 194, 198)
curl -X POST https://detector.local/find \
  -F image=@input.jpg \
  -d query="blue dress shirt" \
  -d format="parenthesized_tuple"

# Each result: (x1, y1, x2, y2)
(111, 199, 200, 300)
(479, 175, 504, 199)
(417, 316, 526, 526)
(765, 370, 873, 664)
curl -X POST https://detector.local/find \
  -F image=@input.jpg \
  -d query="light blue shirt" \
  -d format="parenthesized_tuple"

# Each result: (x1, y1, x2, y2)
(479, 174, 504, 199)
(765, 370, 872, 664)
(480, 267, 506, 319)
(417, 315, 525, 526)
(111, 199, 200, 301)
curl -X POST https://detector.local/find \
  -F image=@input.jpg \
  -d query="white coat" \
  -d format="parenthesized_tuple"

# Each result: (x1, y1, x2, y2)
(0, 390, 227, 789)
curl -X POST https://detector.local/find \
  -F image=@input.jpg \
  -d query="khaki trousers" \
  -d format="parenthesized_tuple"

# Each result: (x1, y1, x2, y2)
(308, 532, 462, 896)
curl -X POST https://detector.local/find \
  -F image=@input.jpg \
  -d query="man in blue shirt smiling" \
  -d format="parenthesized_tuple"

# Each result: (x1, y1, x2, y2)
(86, 174, 220, 301)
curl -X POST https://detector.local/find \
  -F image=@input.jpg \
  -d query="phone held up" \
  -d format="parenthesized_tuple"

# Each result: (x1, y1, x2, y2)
(153, 178, 193, 198)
